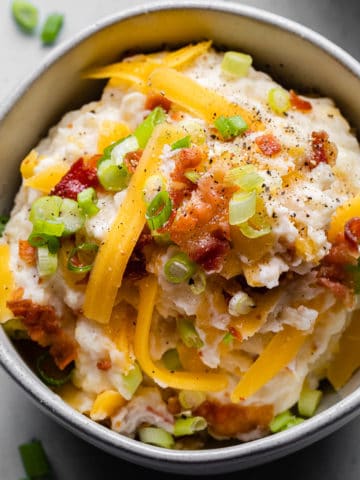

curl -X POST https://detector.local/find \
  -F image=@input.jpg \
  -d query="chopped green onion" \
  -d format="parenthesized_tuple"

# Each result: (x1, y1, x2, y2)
(178, 390, 206, 410)
(171, 135, 191, 150)
(111, 135, 139, 164)
(283, 417, 305, 429)
(225, 165, 264, 192)
(2, 317, 28, 340)
(41, 13, 64, 45)
(134, 107, 166, 148)
(239, 212, 272, 238)
(164, 252, 196, 284)
(229, 190, 257, 225)
(152, 231, 173, 246)
(59, 198, 85, 235)
(37, 246, 58, 277)
(298, 388, 322, 417)
(178, 120, 207, 145)
(67, 242, 98, 273)
(268, 87, 291, 115)
(174, 416, 207, 437)
(222, 332, 235, 345)
(12, 0, 39, 34)
(36, 351, 74, 386)
(19, 440, 50, 478)
(269, 410, 294, 433)
(32, 219, 64, 237)
(162, 348, 182, 371)
(346, 259, 360, 293)
(221, 51, 252, 77)
(146, 191, 172, 231)
(177, 317, 203, 349)
(143, 175, 165, 204)
(77, 187, 99, 217)
(214, 115, 248, 140)
(188, 270, 206, 295)
(29, 196, 63, 233)
(122, 362, 143, 398)
(97, 159, 130, 191)
(184, 170, 201, 184)
(0, 215, 9, 237)
(138, 427, 174, 449)
(228, 291, 255, 316)
(28, 233, 60, 254)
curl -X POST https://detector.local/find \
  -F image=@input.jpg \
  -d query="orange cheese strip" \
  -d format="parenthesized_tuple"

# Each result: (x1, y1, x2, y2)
(134, 275, 228, 392)
(327, 194, 360, 242)
(327, 312, 360, 390)
(25, 164, 69, 194)
(20, 150, 39, 179)
(83, 123, 182, 324)
(0, 244, 14, 323)
(231, 325, 307, 402)
(148, 66, 263, 129)
(97, 121, 131, 154)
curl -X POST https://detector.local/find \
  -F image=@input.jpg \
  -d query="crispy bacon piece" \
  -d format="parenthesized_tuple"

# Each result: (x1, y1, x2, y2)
(145, 94, 172, 112)
(97, 358, 112, 371)
(255, 134, 282, 156)
(124, 149, 143, 173)
(164, 173, 234, 272)
(124, 229, 153, 280)
(344, 217, 360, 251)
(309, 131, 337, 169)
(18, 240, 36, 266)
(195, 401, 273, 437)
(6, 299, 76, 369)
(51, 158, 99, 200)
(289, 90, 312, 112)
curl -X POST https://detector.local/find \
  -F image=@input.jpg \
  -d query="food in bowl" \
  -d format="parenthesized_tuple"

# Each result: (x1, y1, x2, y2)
(1, 41, 360, 449)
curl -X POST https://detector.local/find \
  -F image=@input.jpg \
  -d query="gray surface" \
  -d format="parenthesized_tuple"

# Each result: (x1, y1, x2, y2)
(0, 0, 360, 478)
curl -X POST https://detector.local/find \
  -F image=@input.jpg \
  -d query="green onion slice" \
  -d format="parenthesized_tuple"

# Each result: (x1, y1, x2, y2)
(239, 212, 272, 239)
(146, 190, 172, 231)
(122, 362, 143, 398)
(188, 270, 206, 295)
(59, 198, 85, 235)
(171, 135, 191, 150)
(269, 410, 294, 433)
(164, 252, 196, 284)
(138, 427, 174, 449)
(77, 187, 99, 217)
(268, 87, 291, 115)
(12, 0, 39, 34)
(228, 291, 255, 316)
(162, 348, 182, 371)
(298, 388, 322, 418)
(37, 246, 58, 277)
(2, 317, 28, 340)
(41, 13, 64, 45)
(221, 51, 253, 77)
(178, 390, 206, 410)
(36, 351, 74, 387)
(174, 416, 207, 437)
(19, 440, 50, 478)
(184, 170, 201, 184)
(29, 196, 63, 233)
(134, 106, 166, 148)
(28, 233, 60, 254)
(111, 135, 139, 164)
(177, 317, 203, 349)
(225, 165, 264, 192)
(143, 175, 165, 204)
(229, 190, 257, 225)
(222, 332, 235, 345)
(0, 215, 9, 237)
(97, 159, 131, 191)
(214, 115, 248, 140)
(67, 242, 99, 273)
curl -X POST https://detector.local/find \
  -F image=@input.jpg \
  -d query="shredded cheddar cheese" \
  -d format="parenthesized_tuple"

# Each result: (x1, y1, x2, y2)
(25, 164, 69, 194)
(90, 390, 126, 421)
(231, 325, 307, 402)
(20, 149, 39, 179)
(327, 194, 360, 242)
(83, 123, 183, 324)
(134, 275, 228, 392)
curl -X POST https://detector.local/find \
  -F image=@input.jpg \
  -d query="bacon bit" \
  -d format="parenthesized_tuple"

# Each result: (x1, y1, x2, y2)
(164, 174, 234, 272)
(9, 287, 24, 302)
(86, 154, 102, 170)
(290, 90, 312, 112)
(124, 229, 153, 280)
(124, 149, 143, 173)
(145, 94, 172, 112)
(344, 217, 360, 251)
(51, 158, 99, 200)
(97, 358, 112, 371)
(195, 401, 273, 437)
(309, 131, 337, 169)
(229, 326, 243, 342)
(6, 299, 76, 369)
(171, 147, 204, 184)
(255, 134, 282, 156)
(18, 240, 36, 266)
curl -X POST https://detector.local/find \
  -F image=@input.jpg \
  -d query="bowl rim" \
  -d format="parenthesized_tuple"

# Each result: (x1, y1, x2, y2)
(1, 0, 360, 468)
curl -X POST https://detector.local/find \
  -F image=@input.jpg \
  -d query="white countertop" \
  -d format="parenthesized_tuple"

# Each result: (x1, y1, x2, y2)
(1, 0, 360, 478)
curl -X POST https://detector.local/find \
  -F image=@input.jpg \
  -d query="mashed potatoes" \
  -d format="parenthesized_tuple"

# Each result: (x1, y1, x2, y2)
(2, 42, 360, 448)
